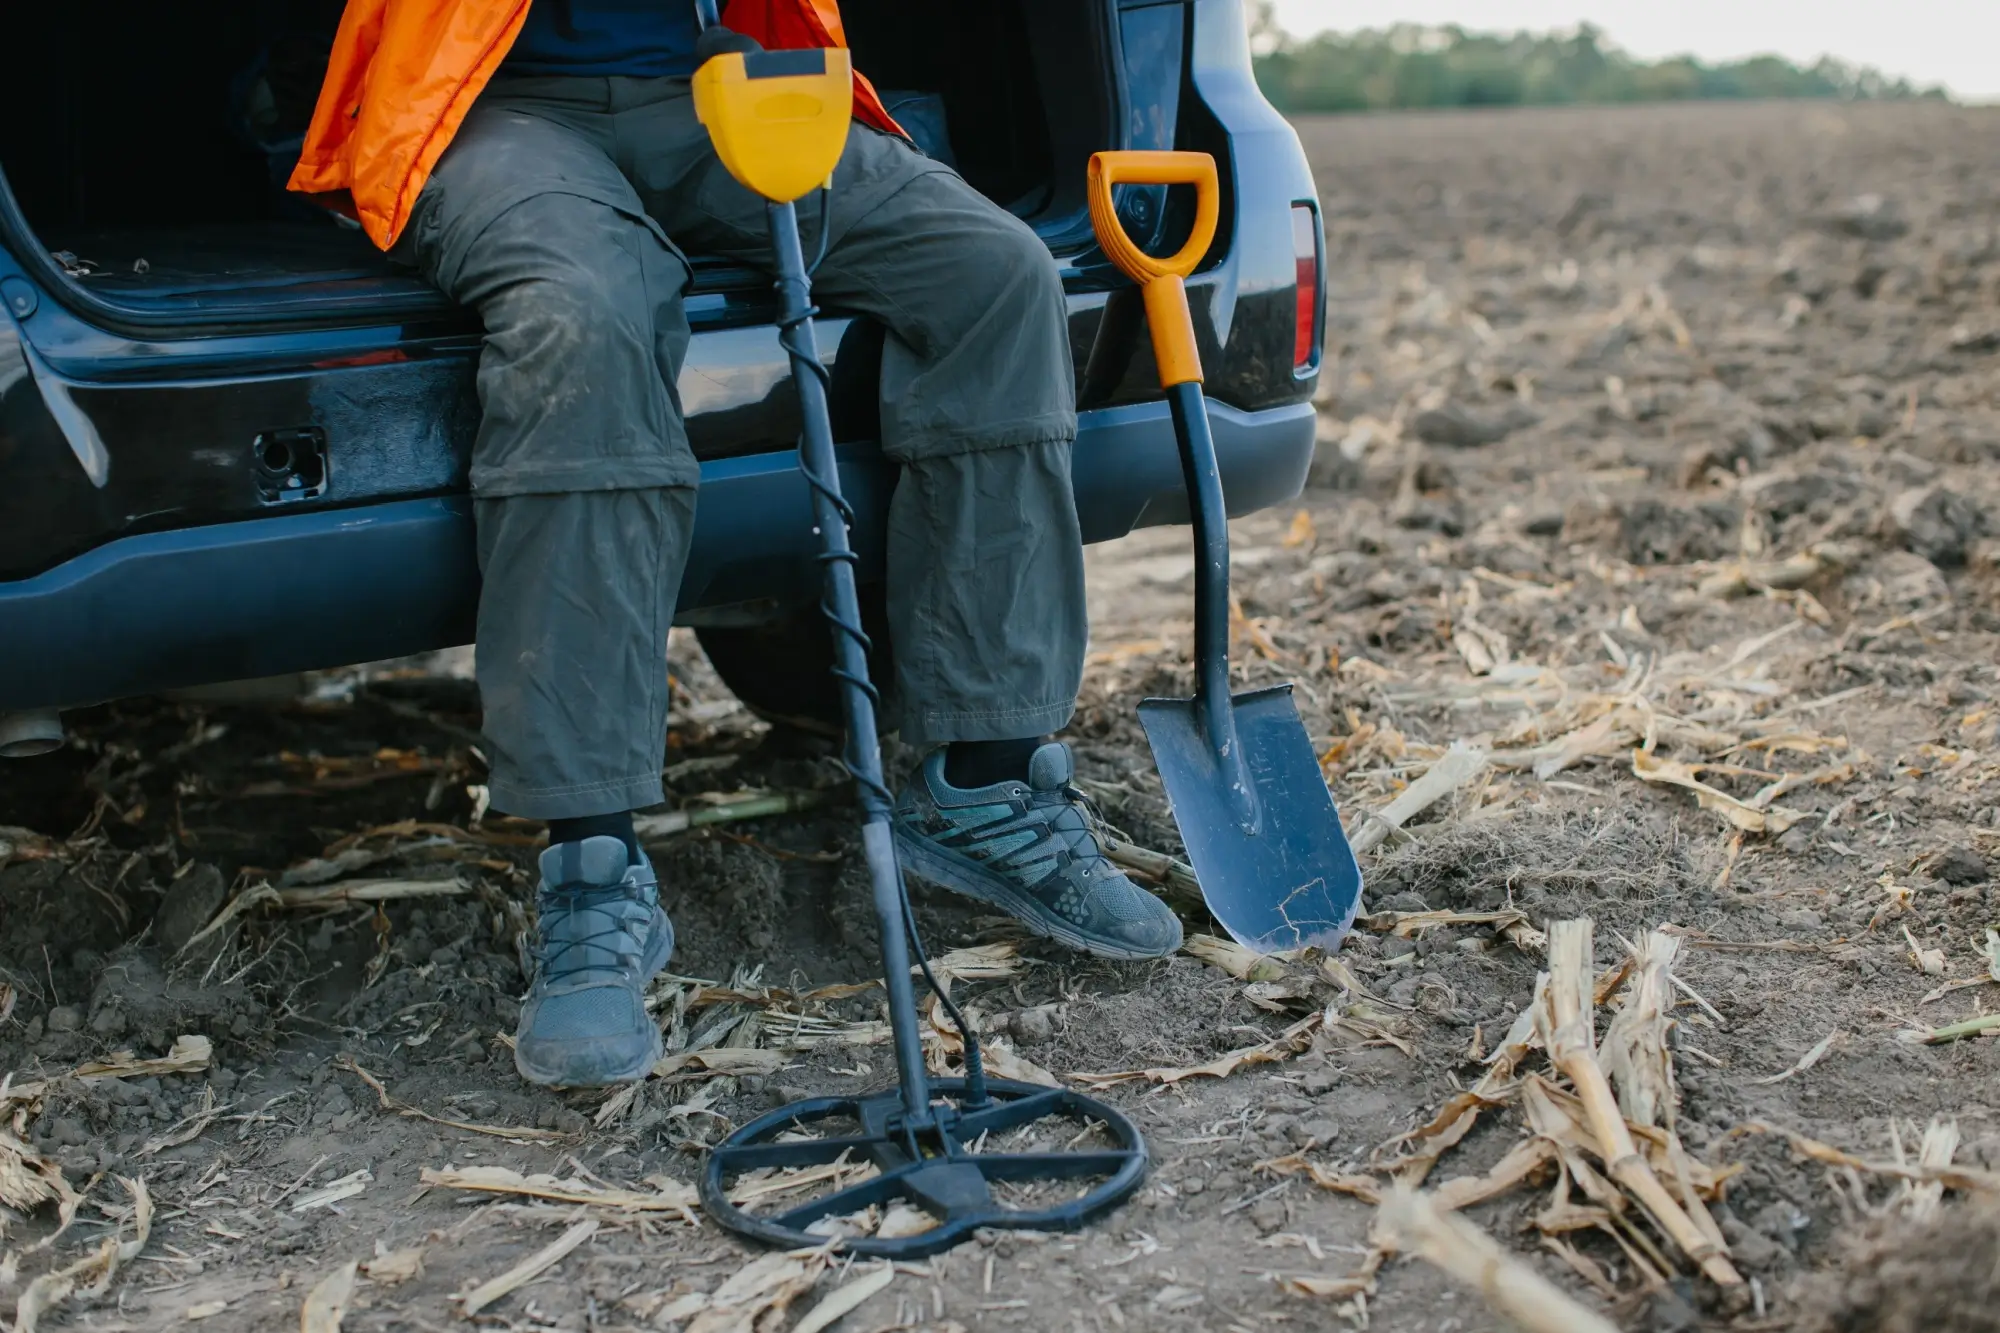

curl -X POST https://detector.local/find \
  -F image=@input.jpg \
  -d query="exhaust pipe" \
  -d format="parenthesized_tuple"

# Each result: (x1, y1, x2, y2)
(0, 710, 64, 758)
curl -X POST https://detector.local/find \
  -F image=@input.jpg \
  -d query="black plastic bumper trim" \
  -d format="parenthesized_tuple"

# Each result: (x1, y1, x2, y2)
(0, 398, 1311, 710)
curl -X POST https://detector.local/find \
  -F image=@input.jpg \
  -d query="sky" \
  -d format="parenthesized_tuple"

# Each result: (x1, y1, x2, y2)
(1270, 0, 2000, 102)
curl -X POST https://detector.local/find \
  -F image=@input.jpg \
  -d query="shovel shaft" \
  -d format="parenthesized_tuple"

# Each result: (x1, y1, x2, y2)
(1166, 381, 1231, 716)
(1081, 150, 1258, 833)
(768, 198, 932, 1120)
(1166, 379, 1260, 834)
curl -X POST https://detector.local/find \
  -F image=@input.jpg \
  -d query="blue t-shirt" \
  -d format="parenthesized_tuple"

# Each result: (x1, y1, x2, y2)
(503, 0, 700, 77)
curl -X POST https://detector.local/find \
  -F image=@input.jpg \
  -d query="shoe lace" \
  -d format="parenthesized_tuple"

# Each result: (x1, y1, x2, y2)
(536, 882, 644, 984)
(1038, 782, 1116, 865)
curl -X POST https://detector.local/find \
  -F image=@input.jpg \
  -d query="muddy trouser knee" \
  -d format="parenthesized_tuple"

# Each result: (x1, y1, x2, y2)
(764, 136, 1088, 749)
(883, 441, 1086, 748)
(815, 151, 1088, 750)
(395, 96, 698, 820)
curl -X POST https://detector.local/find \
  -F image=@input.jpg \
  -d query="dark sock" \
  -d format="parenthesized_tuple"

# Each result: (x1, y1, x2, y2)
(547, 811, 639, 866)
(943, 736, 1048, 789)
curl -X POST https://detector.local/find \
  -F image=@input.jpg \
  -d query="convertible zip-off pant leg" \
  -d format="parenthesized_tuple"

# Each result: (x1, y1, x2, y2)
(396, 74, 1086, 818)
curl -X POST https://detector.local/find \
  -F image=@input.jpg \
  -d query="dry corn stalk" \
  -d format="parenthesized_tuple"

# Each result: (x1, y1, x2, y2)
(274, 876, 466, 907)
(651, 1048, 789, 1079)
(1430, 1137, 1560, 1211)
(1360, 908, 1533, 939)
(631, 790, 826, 844)
(1597, 934, 1732, 1263)
(1374, 1003, 1540, 1187)
(792, 1264, 894, 1333)
(72, 1034, 212, 1082)
(1696, 542, 1855, 598)
(1516, 1075, 1735, 1202)
(1100, 837, 1204, 913)
(1536, 919, 1742, 1287)
(459, 1218, 598, 1318)
(299, 1260, 358, 1333)
(1377, 1184, 1618, 1333)
(919, 993, 1058, 1087)
(420, 1166, 698, 1221)
(1075, 1012, 1323, 1087)
(1597, 931, 1679, 1131)
(1902, 926, 1945, 976)
(1631, 750, 1804, 834)
(0, 826, 57, 866)
(361, 1244, 425, 1284)
(1748, 1030, 1840, 1084)
(15, 1177, 152, 1333)
(1183, 933, 1290, 982)
(683, 1249, 830, 1333)
(1348, 741, 1489, 855)
(0, 1130, 79, 1217)
(1734, 1121, 2000, 1194)
(1893, 1119, 1960, 1222)
(336, 1056, 562, 1143)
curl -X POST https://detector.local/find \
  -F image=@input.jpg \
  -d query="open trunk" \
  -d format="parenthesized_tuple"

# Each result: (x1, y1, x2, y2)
(1, 0, 1171, 336)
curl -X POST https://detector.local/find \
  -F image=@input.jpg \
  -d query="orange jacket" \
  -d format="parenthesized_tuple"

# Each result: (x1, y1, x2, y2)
(288, 0, 896, 249)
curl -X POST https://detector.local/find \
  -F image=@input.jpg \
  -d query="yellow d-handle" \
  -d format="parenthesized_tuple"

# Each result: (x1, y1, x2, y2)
(693, 47, 853, 204)
(1086, 150, 1220, 386)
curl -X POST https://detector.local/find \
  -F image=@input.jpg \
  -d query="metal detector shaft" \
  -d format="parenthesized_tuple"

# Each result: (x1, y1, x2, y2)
(766, 199, 933, 1124)
(1165, 378, 1260, 835)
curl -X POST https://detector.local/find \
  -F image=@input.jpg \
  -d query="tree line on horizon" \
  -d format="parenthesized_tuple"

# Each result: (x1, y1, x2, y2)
(1251, 18, 1949, 115)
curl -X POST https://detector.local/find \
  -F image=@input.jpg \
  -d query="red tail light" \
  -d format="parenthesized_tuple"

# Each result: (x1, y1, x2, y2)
(1292, 203, 1321, 372)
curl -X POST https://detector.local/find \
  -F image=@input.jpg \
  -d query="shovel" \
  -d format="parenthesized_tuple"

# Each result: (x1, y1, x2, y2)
(1087, 151, 1362, 953)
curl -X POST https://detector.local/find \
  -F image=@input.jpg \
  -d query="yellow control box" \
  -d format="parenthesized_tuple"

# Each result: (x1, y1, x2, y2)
(693, 47, 853, 204)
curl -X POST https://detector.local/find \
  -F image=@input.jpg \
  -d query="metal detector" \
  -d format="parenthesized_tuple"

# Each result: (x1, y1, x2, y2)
(687, 4, 1147, 1257)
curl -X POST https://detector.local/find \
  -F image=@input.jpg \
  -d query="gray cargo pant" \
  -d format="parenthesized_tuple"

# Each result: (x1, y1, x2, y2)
(394, 74, 1087, 819)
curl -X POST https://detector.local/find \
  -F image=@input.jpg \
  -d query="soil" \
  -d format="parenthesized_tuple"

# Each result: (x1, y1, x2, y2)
(1796, 1198, 2000, 1333)
(3, 97, 1999, 1331)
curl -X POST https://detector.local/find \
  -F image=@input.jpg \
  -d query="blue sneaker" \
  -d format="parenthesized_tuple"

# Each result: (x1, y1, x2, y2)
(514, 836, 674, 1088)
(892, 742, 1184, 960)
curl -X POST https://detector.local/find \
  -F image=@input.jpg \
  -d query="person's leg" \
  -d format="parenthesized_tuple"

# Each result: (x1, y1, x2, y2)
(404, 86, 699, 822)
(612, 94, 1085, 756)
(397, 81, 697, 1082)
(852, 199, 1174, 955)
(616, 92, 1175, 957)
(800, 155, 1175, 957)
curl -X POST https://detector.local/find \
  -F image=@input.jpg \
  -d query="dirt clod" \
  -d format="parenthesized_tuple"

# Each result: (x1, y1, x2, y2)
(1804, 1200, 2000, 1333)
(1886, 485, 1991, 567)
(1820, 192, 1910, 242)
(1931, 848, 1990, 885)
(1411, 402, 1536, 448)
(152, 863, 228, 955)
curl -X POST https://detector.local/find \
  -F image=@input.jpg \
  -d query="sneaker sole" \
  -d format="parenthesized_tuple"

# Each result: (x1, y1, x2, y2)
(893, 828, 1179, 962)
(513, 908, 675, 1088)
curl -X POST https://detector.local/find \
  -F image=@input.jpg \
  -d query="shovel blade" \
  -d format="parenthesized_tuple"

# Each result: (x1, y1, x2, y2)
(1139, 683, 1362, 953)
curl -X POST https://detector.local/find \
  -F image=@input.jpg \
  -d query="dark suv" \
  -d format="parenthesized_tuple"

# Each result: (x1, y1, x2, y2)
(0, 0, 1322, 750)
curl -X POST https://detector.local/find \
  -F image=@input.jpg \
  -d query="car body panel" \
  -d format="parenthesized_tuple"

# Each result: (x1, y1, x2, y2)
(0, 0, 1324, 711)
(0, 398, 1311, 710)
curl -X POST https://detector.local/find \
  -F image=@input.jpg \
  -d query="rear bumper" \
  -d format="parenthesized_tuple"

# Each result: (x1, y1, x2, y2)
(0, 398, 1312, 710)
